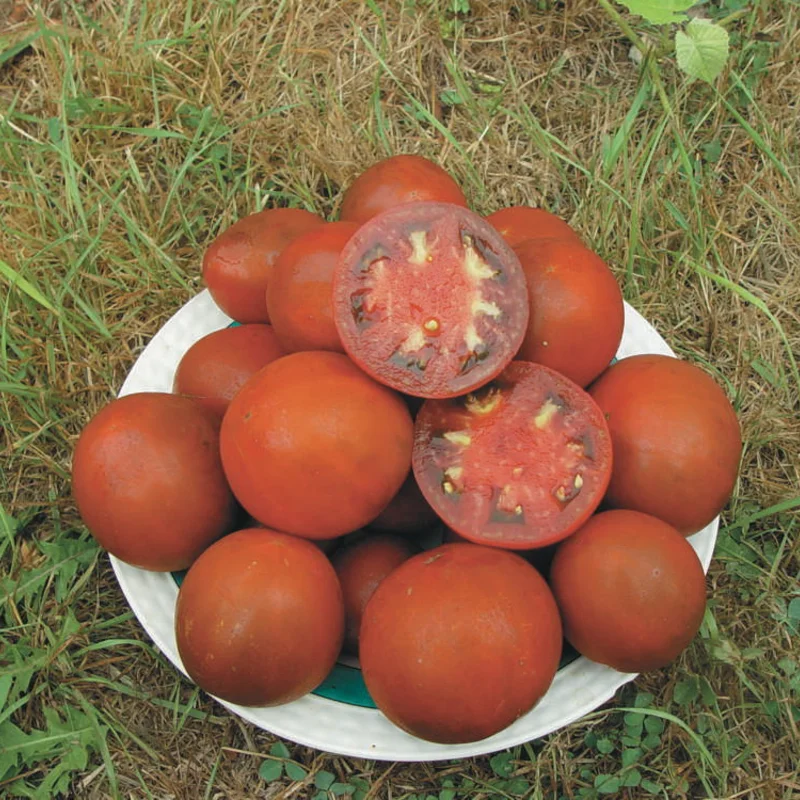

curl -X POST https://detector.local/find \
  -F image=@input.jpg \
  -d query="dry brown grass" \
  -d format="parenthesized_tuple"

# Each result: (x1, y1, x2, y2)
(1, 1, 799, 798)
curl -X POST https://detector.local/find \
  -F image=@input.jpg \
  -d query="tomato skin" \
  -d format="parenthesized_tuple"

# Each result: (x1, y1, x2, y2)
(71, 393, 238, 572)
(266, 222, 359, 353)
(333, 202, 530, 399)
(413, 361, 612, 550)
(203, 208, 324, 323)
(486, 206, 581, 249)
(175, 528, 344, 706)
(549, 510, 707, 672)
(360, 543, 562, 744)
(331, 533, 417, 655)
(514, 238, 624, 388)
(588, 354, 741, 535)
(339, 154, 467, 226)
(220, 351, 414, 539)
(173, 324, 285, 418)
(367, 471, 439, 534)
(443, 527, 556, 576)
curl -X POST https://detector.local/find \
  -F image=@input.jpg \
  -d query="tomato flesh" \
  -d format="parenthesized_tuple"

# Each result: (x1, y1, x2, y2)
(333, 202, 529, 398)
(413, 361, 612, 549)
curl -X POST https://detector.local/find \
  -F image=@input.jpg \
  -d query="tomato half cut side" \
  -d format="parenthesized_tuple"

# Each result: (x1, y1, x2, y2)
(412, 361, 612, 549)
(333, 202, 529, 398)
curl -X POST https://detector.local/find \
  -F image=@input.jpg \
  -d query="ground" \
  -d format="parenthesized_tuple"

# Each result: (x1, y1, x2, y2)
(1, 1, 798, 798)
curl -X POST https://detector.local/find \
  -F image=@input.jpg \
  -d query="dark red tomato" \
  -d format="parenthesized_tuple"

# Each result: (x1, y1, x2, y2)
(486, 206, 581, 249)
(514, 238, 624, 388)
(220, 351, 414, 539)
(588, 354, 741, 535)
(266, 222, 358, 353)
(173, 324, 285, 418)
(550, 510, 707, 672)
(72, 393, 237, 572)
(368, 471, 439, 534)
(203, 208, 324, 323)
(333, 202, 529, 398)
(240, 512, 341, 553)
(413, 361, 612, 550)
(339, 154, 467, 226)
(331, 533, 417, 656)
(175, 528, 344, 706)
(360, 543, 562, 743)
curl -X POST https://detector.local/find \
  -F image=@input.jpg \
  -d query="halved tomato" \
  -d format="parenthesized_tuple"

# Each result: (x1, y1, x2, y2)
(486, 206, 581, 249)
(412, 361, 612, 549)
(333, 202, 529, 398)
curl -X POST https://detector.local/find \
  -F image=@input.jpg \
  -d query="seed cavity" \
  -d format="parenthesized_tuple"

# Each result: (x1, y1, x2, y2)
(464, 386, 503, 415)
(471, 297, 501, 318)
(444, 466, 464, 481)
(443, 431, 471, 447)
(408, 230, 431, 265)
(463, 234, 496, 282)
(554, 473, 584, 504)
(442, 480, 456, 495)
(534, 397, 561, 429)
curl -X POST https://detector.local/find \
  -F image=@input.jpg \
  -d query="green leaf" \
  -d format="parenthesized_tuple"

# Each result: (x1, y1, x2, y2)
(788, 597, 800, 622)
(617, 0, 695, 24)
(673, 677, 699, 706)
(269, 741, 291, 758)
(622, 747, 642, 767)
(623, 768, 642, 787)
(258, 760, 283, 782)
(490, 752, 514, 777)
(675, 19, 730, 83)
(315, 770, 336, 790)
(285, 762, 308, 781)
(594, 774, 621, 795)
(439, 789, 456, 800)
(596, 738, 614, 754)
(642, 778, 663, 794)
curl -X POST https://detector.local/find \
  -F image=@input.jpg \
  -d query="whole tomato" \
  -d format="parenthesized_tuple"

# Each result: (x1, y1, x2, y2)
(266, 221, 359, 353)
(173, 324, 285, 418)
(203, 208, 324, 323)
(331, 533, 417, 655)
(549, 510, 707, 673)
(175, 528, 344, 706)
(360, 543, 562, 744)
(220, 351, 414, 538)
(486, 206, 581, 249)
(339, 154, 467, 226)
(514, 237, 624, 388)
(72, 393, 237, 571)
(588, 354, 741, 535)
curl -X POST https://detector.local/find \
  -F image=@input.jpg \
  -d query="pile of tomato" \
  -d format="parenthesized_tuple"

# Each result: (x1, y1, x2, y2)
(72, 155, 742, 745)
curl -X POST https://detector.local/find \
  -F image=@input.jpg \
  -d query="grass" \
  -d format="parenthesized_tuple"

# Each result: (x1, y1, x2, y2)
(1, 0, 799, 797)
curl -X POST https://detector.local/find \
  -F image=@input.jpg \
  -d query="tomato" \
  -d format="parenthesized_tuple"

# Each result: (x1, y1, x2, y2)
(333, 202, 529, 398)
(588, 354, 741, 535)
(413, 361, 611, 550)
(220, 351, 414, 539)
(368, 471, 439, 534)
(549, 510, 707, 672)
(331, 533, 417, 656)
(175, 528, 344, 706)
(173, 324, 285, 418)
(72, 393, 237, 572)
(266, 222, 358, 353)
(339, 154, 467, 226)
(486, 206, 581, 249)
(202, 208, 324, 323)
(360, 543, 562, 743)
(513, 238, 624, 388)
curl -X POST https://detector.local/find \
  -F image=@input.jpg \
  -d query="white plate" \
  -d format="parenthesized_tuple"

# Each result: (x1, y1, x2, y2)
(111, 290, 717, 761)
